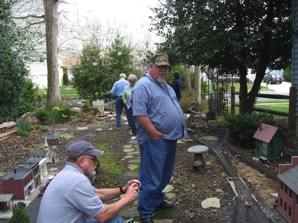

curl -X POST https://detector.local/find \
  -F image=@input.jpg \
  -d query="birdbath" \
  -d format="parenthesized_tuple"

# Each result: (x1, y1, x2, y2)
(187, 145, 209, 170)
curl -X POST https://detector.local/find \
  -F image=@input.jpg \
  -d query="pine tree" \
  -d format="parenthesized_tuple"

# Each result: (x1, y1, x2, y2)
(7, 204, 30, 223)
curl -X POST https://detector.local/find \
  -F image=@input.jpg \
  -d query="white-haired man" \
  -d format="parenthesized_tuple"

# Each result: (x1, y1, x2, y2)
(110, 73, 129, 129)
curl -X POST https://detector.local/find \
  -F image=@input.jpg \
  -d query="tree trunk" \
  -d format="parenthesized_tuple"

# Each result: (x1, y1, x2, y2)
(184, 64, 191, 90)
(43, 0, 61, 109)
(238, 66, 266, 114)
(194, 65, 201, 103)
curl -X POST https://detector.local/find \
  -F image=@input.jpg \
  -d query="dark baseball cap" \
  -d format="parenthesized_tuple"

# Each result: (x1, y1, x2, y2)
(151, 53, 170, 66)
(67, 140, 104, 158)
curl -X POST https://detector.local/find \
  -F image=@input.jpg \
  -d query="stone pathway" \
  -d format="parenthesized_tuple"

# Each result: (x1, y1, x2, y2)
(119, 138, 178, 223)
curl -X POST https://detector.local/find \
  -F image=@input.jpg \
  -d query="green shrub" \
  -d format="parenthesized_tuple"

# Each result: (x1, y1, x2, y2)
(18, 121, 31, 131)
(63, 73, 69, 86)
(82, 101, 92, 112)
(35, 109, 51, 123)
(32, 124, 49, 132)
(224, 112, 279, 148)
(21, 79, 47, 113)
(8, 204, 30, 223)
(16, 121, 31, 135)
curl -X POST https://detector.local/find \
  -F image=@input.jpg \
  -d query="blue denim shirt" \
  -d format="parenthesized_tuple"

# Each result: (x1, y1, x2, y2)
(110, 78, 129, 97)
(132, 74, 187, 145)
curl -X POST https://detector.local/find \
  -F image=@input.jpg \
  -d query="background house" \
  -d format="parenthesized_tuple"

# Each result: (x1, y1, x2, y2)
(27, 57, 77, 89)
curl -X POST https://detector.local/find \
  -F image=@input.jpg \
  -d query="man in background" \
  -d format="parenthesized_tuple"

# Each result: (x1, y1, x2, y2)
(110, 73, 129, 129)
(171, 71, 182, 103)
(122, 74, 138, 140)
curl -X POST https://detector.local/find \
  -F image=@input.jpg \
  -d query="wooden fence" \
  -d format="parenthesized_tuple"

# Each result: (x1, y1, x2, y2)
(230, 86, 296, 132)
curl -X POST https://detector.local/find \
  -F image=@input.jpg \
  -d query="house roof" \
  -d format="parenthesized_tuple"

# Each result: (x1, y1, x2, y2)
(253, 123, 279, 143)
(277, 165, 298, 195)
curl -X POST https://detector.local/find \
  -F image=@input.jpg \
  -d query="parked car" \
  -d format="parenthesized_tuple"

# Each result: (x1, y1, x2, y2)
(263, 73, 283, 84)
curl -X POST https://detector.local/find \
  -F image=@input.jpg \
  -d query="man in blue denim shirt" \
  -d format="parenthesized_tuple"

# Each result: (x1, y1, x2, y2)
(110, 73, 129, 129)
(132, 53, 187, 223)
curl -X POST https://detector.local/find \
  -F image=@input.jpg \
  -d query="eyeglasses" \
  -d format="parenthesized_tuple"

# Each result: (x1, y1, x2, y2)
(82, 156, 98, 165)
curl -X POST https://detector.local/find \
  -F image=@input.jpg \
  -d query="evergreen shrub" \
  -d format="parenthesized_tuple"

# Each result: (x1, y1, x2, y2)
(35, 109, 51, 123)
(224, 112, 280, 148)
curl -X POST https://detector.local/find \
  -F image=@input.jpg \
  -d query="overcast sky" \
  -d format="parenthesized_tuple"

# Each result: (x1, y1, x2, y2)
(62, 0, 161, 43)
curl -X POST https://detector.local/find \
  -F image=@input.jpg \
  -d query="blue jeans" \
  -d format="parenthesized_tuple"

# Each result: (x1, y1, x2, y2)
(86, 214, 124, 223)
(127, 107, 137, 136)
(115, 96, 126, 128)
(137, 138, 177, 219)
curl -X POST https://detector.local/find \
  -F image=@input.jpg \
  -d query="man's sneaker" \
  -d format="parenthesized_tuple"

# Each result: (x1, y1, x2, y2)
(116, 127, 121, 130)
(140, 217, 154, 223)
(131, 136, 136, 140)
(155, 201, 174, 211)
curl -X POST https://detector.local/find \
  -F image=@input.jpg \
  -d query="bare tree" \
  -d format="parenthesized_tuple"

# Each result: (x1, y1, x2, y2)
(43, 0, 62, 109)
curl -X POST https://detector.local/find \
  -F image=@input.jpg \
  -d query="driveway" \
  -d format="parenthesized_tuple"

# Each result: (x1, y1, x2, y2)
(261, 81, 291, 95)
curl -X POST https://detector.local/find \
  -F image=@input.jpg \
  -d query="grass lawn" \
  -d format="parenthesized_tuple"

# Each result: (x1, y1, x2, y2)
(208, 82, 273, 92)
(254, 103, 289, 113)
(60, 87, 78, 95)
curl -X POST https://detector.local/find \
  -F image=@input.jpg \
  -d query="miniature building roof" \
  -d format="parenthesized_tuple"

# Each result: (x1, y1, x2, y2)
(277, 165, 298, 195)
(30, 149, 54, 158)
(24, 158, 41, 165)
(0, 194, 13, 202)
(30, 149, 48, 157)
(253, 123, 280, 143)
(46, 134, 59, 140)
(2, 169, 29, 180)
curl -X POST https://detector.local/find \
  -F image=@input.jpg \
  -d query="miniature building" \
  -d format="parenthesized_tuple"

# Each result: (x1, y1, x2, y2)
(1, 167, 35, 200)
(253, 123, 285, 159)
(1, 158, 44, 200)
(93, 100, 105, 116)
(46, 134, 60, 145)
(30, 148, 57, 164)
(0, 122, 17, 133)
(0, 194, 13, 213)
(277, 156, 298, 223)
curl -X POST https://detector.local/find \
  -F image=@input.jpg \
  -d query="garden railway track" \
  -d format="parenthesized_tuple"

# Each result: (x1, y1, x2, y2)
(190, 133, 272, 223)
(187, 103, 298, 223)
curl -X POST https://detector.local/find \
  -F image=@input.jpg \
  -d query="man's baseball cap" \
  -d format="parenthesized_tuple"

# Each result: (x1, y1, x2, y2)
(67, 140, 104, 158)
(151, 53, 170, 66)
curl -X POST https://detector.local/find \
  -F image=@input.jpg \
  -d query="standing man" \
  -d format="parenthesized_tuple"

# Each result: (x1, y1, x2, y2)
(132, 53, 188, 223)
(122, 74, 138, 140)
(171, 71, 182, 103)
(110, 73, 129, 129)
(37, 140, 140, 223)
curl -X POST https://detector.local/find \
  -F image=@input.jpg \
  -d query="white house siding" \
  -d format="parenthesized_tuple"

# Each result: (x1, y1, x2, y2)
(28, 61, 63, 89)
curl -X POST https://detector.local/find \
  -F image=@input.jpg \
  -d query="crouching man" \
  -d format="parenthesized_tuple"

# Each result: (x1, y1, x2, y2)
(37, 140, 140, 223)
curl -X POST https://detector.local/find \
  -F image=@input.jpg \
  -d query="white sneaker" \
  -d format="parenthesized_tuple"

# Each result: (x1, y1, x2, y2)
(131, 136, 136, 140)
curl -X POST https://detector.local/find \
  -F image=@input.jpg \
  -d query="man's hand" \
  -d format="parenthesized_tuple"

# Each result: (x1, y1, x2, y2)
(149, 131, 166, 140)
(122, 179, 141, 193)
(123, 179, 141, 202)
(135, 116, 167, 140)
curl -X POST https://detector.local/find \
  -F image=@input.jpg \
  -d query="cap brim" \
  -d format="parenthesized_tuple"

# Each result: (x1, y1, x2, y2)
(156, 62, 170, 66)
(90, 149, 104, 157)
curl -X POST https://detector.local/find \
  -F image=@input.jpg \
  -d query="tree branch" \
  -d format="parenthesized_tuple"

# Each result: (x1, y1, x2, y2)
(12, 14, 44, 20)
